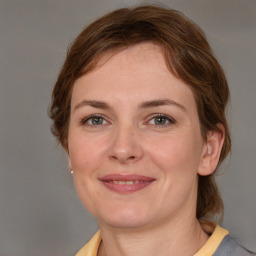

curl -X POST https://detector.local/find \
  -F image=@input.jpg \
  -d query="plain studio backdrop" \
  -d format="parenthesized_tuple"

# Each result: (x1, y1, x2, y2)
(0, 0, 255, 255)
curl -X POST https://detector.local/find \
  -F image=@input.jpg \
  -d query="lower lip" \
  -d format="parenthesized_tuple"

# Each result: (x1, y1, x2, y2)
(100, 181, 153, 194)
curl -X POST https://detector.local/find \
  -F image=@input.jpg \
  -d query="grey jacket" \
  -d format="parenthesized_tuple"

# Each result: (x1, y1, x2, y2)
(214, 235, 256, 256)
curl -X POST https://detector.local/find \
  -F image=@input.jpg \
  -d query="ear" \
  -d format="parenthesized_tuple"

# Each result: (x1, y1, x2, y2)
(68, 154, 72, 171)
(64, 140, 72, 171)
(198, 124, 225, 176)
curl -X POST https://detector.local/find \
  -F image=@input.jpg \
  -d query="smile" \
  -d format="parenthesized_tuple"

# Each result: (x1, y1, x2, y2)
(112, 180, 144, 185)
(99, 174, 155, 193)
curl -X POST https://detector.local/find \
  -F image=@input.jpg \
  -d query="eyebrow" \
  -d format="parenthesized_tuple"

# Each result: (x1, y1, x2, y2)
(139, 99, 187, 112)
(73, 99, 187, 112)
(74, 100, 110, 112)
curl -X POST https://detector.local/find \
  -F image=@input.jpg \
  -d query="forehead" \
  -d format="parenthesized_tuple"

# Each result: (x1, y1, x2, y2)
(71, 42, 196, 111)
(81, 42, 168, 84)
(95, 42, 164, 67)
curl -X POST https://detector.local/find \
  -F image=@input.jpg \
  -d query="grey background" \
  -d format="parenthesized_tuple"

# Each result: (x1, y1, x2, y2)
(0, 0, 255, 255)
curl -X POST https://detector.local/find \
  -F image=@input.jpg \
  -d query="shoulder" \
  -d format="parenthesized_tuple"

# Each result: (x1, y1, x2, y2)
(214, 235, 256, 256)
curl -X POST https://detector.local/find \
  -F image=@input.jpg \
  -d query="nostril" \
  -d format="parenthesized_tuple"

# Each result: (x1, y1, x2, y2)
(110, 155, 118, 160)
(109, 154, 136, 162)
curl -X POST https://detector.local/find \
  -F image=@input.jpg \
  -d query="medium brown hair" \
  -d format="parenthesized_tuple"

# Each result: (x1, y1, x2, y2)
(49, 5, 231, 221)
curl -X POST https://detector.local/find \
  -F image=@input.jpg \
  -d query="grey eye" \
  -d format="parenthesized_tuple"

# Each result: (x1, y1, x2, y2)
(154, 116, 169, 125)
(148, 114, 175, 126)
(81, 115, 107, 126)
(91, 117, 104, 125)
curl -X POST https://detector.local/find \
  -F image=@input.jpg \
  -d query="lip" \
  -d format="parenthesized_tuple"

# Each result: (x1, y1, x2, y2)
(99, 174, 156, 194)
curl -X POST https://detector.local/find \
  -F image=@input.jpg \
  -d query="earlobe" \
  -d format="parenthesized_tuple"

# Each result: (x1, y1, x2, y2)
(64, 139, 72, 170)
(68, 156, 72, 171)
(207, 144, 212, 155)
(66, 147, 73, 171)
(198, 124, 225, 176)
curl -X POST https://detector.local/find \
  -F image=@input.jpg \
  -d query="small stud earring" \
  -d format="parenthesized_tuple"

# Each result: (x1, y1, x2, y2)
(70, 170, 74, 174)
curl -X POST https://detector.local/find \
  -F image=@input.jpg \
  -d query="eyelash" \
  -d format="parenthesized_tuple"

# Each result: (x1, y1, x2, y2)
(79, 114, 176, 128)
(147, 114, 176, 127)
(80, 115, 108, 127)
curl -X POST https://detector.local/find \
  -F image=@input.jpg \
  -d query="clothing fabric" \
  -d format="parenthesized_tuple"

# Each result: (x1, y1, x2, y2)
(76, 225, 255, 256)
(76, 230, 101, 256)
(213, 235, 256, 256)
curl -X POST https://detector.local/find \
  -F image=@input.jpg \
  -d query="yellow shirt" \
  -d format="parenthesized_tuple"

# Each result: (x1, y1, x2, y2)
(76, 225, 229, 256)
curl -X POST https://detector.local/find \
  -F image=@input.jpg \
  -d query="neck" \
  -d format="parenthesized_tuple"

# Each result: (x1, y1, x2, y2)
(97, 215, 209, 256)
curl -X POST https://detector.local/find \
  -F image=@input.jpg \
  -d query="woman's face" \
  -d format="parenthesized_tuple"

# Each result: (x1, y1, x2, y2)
(68, 42, 208, 229)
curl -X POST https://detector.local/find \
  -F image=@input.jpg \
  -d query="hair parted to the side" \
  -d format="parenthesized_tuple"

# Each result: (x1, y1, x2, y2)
(49, 5, 231, 222)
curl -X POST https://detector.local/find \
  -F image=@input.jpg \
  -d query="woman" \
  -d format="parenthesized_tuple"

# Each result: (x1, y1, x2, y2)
(49, 5, 254, 256)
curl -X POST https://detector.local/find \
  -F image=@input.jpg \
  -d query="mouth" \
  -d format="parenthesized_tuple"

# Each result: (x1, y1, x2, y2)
(99, 174, 155, 194)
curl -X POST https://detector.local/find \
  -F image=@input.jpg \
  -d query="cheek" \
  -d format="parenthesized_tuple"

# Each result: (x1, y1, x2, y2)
(68, 134, 108, 214)
(68, 133, 107, 174)
(145, 129, 203, 175)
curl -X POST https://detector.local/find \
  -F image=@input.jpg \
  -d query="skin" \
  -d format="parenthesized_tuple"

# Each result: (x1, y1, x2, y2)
(67, 42, 224, 256)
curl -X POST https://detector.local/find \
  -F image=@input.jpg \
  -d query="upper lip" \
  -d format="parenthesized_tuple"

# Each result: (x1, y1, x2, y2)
(99, 174, 155, 182)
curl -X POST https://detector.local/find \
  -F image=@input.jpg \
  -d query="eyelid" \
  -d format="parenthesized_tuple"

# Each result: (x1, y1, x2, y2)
(79, 113, 176, 127)
(146, 113, 176, 126)
(80, 114, 109, 126)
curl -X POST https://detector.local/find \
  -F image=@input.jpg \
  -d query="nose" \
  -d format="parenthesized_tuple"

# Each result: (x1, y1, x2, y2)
(109, 122, 143, 164)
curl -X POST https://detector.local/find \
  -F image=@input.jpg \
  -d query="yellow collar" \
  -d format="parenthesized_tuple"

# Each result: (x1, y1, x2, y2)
(76, 230, 101, 256)
(194, 225, 229, 256)
(76, 225, 229, 256)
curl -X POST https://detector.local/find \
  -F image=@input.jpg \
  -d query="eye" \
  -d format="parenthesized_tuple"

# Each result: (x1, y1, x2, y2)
(148, 114, 175, 126)
(80, 115, 108, 126)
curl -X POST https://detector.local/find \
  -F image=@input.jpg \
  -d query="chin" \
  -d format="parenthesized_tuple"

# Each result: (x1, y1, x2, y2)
(97, 207, 153, 229)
